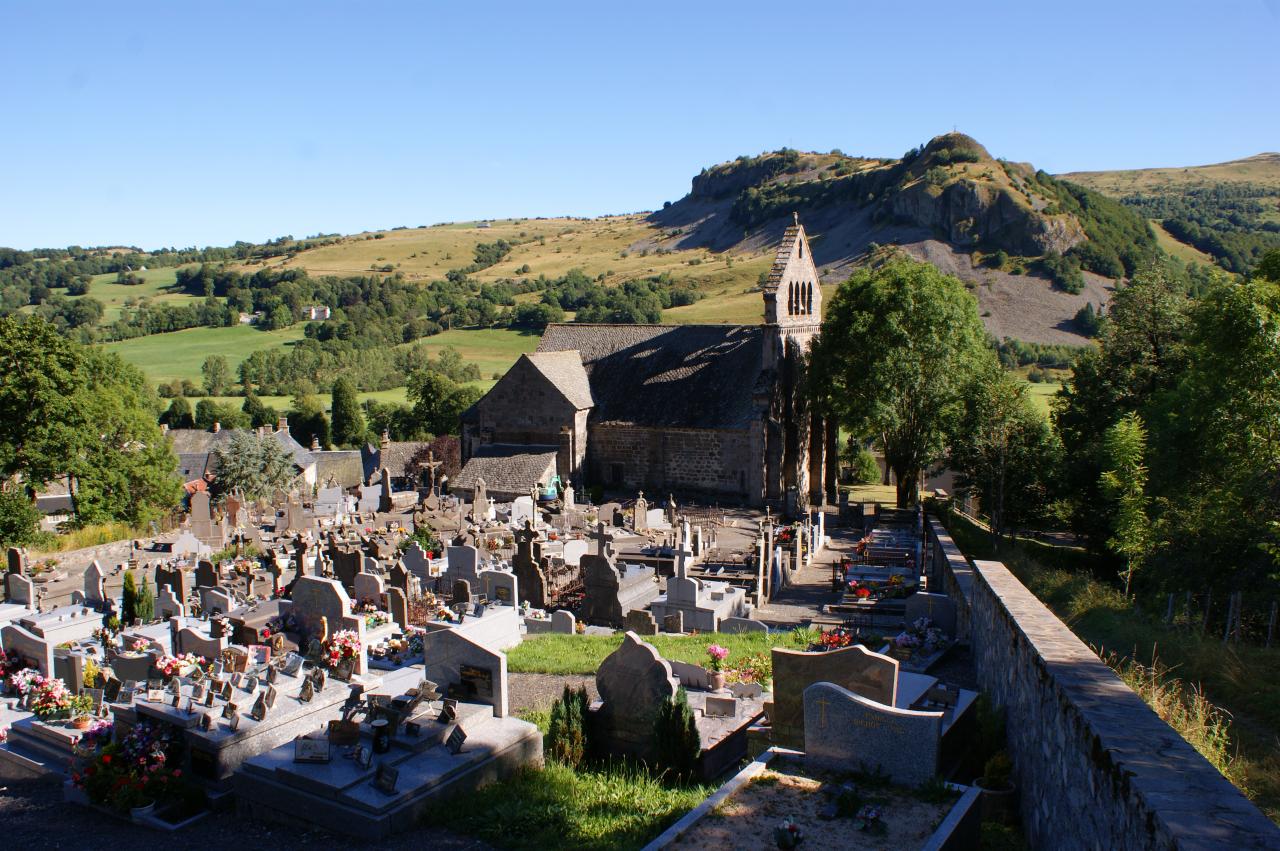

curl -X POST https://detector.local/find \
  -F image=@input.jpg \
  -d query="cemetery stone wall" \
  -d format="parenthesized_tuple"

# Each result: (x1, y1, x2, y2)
(589, 425, 754, 500)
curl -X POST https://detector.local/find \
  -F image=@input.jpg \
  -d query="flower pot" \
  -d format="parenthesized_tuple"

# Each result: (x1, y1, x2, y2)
(976, 779, 1018, 824)
(130, 801, 157, 823)
(709, 671, 726, 692)
(71, 715, 92, 730)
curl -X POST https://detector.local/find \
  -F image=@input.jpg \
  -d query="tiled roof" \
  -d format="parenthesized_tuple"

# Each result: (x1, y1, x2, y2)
(453, 444, 558, 497)
(166, 428, 314, 475)
(524, 351, 594, 409)
(362, 441, 431, 481)
(536, 323, 765, 429)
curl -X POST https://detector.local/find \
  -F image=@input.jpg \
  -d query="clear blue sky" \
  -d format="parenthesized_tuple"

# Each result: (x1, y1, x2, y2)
(2, 1, 1277, 249)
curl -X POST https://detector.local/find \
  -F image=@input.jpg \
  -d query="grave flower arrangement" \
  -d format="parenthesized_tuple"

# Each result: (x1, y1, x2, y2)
(7, 667, 45, 699)
(706, 644, 729, 672)
(892, 617, 949, 657)
(74, 720, 187, 813)
(129, 639, 151, 653)
(726, 651, 771, 685)
(817, 628, 856, 651)
(854, 804, 886, 834)
(323, 629, 362, 667)
(773, 817, 804, 848)
(155, 653, 207, 679)
(30, 676, 72, 719)
(265, 611, 301, 638)
(362, 608, 391, 631)
(0, 648, 23, 680)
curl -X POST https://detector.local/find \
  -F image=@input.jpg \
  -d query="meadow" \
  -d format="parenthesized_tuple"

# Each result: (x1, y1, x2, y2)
(104, 324, 307, 385)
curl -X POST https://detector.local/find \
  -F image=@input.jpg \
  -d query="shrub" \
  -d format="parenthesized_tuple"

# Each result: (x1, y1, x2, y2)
(135, 576, 154, 624)
(651, 687, 700, 782)
(546, 684, 591, 768)
(121, 571, 138, 625)
(851, 447, 881, 484)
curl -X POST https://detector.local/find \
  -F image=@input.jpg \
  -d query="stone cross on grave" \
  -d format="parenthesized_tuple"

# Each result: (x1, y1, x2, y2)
(423, 451, 444, 494)
(515, 520, 538, 556)
(674, 522, 693, 581)
(471, 478, 487, 522)
(592, 521, 613, 560)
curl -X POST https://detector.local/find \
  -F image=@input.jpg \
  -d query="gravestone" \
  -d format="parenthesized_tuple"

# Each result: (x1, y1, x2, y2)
(401, 542, 432, 584)
(190, 490, 219, 547)
(509, 496, 535, 530)
(379, 467, 394, 514)
(445, 545, 481, 589)
(662, 612, 684, 634)
(632, 492, 648, 531)
(6, 572, 34, 606)
(330, 546, 362, 591)
(729, 681, 764, 699)
(771, 644, 899, 749)
(353, 571, 385, 605)
(83, 561, 107, 604)
(592, 632, 677, 762)
(200, 585, 235, 616)
(419, 628, 509, 717)
(290, 577, 352, 642)
(623, 609, 658, 636)
(705, 694, 737, 718)
(453, 579, 472, 605)
(481, 570, 517, 606)
(551, 610, 575, 634)
(511, 521, 547, 607)
(156, 586, 185, 620)
(803, 681, 943, 786)
(195, 559, 218, 589)
(1, 622, 54, 675)
(582, 522, 657, 627)
(7, 546, 26, 576)
(668, 659, 709, 690)
(560, 539, 588, 567)
(903, 592, 958, 638)
(155, 563, 189, 601)
(386, 587, 408, 630)
(471, 477, 488, 522)
(720, 617, 769, 635)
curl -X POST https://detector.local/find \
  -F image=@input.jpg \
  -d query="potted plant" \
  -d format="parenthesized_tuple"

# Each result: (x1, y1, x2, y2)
(773, 817, 803, 848)
(706, 644, 729, 691)
(68, 694, 96, 729)
(976, 750, 1017, 824)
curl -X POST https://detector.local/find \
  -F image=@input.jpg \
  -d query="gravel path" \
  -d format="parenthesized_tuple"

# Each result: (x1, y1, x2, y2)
(508, 673, 598, 717)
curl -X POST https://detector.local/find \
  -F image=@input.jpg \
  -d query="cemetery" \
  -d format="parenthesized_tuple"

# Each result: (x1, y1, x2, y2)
(0, 465, 1276, 850)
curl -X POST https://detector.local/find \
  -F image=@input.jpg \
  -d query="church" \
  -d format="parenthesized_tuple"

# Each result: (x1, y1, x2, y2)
(457, 216, 838, 512)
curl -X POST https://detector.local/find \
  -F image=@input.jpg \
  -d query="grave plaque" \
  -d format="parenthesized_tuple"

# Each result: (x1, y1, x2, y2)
(354, 745, 373, 769)
(204, 689, 216, 707)
(85, 687, 104, 713)
(704, 695, 737, 718)
(445, 724, 467, 754)
(199, 712, 213, 732)
(228, 713, 241, 732)
(103, 678, 122, 704)
(249, 644, 271, 667)
(404, 721, 422, 738)
(221, 701, 238, 720)
(328, 719, 360, 746)
(439, 698, 457, 723)
(147, 687, 164, 703)
(298, 678, 315, 703)
(293, 736, 330, 764)
(373, 764, 399, 794)
(459, 664, 493, 699)
(264, 684, 278, 709)
(281, 653, 304, 677)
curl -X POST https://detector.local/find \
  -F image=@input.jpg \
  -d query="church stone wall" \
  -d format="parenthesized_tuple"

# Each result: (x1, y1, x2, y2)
(589, 425, 755, 499)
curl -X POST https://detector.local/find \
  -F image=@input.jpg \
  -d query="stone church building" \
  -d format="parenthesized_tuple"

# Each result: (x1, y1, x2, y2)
(458, 217, 838, 511)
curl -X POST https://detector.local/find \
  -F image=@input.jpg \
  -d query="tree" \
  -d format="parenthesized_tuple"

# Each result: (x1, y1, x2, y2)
(407, 370, 483, 438)
(202, 354, 231, 396)
(808, 259, 989, 506)
(121, 570, 138, 625)
(135, 575, 155, 623)
(651, 687, 701, 782)
(211, 431, 297, 501)
(163, 397, 194, 428)
(330, 376, 365, 447)
(0, 487, 40, 549)
(241, 390, 277, 429)
(288, 395, 330, 450)
(948, 362, 1059, 541)
(1100, 413, 1150, 597)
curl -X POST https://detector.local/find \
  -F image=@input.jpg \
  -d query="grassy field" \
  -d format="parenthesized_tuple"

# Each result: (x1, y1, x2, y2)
(1150, 220, 1217, 265)
(73, 266, 201, 321)
(104, 324, 307, 385)
(508, 630, 806, 678)
(1061, 152, 1280, 195)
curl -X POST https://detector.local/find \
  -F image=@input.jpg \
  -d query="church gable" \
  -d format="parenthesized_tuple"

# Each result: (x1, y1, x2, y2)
(763, 215, 822, 326)
(462, 352, 588, 443)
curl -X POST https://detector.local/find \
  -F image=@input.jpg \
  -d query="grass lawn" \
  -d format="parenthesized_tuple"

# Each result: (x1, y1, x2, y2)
(104, 324, 307, 386)
(72, 266, 201, 321)
(943, 513, 1280, 823)
(427, 761, 713, 851)
(507, 630, 808, 677)
(398, 326, 539, 380)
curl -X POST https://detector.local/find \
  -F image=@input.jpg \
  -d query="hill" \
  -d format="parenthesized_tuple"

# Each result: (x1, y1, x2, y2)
(1061, 153, 1280, 273)
(649, 133, 1156, 344)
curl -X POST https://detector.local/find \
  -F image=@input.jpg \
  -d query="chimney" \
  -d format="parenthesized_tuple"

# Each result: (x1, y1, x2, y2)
(311, 436, 320, 451)
(277, 416, 289, 434)
(380, 429, 390, 449)
(213, 421, 221, 433)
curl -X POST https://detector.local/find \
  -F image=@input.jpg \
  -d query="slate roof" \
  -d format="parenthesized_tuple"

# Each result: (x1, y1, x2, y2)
(166, 428, 316, 477)
(524, 351, 594, 409)
(314, 450, 366, 488)
(536, 323, 766, 429)
(764, 224, 802, 290)
(453, 444, 558, 497)
(362, 441, 431, 481)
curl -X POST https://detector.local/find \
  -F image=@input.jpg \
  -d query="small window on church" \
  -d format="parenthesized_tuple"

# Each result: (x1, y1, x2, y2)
(798, 241, 803, 259)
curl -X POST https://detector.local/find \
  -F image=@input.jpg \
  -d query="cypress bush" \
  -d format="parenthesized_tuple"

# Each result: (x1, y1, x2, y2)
(651, 687, 701, 783)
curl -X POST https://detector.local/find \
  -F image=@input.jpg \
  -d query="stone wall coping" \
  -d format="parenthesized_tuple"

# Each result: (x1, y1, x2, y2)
(971, 558, 1280, 848)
